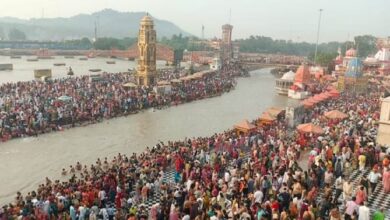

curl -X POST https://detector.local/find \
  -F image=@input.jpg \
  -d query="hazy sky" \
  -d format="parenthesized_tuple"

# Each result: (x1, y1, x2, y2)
(1, 0, 389, 42)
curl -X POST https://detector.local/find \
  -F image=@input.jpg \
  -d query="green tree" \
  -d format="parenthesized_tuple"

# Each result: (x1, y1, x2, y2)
(354, 35, 377, 58)
(0, 27, 4, 40)
(92, 37, 137, 50)
(8, 28, 26, 41)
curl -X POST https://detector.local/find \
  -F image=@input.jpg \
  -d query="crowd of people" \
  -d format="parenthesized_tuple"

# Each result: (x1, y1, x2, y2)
(1, 73, 389, 220)
(0, 62, 246, 142)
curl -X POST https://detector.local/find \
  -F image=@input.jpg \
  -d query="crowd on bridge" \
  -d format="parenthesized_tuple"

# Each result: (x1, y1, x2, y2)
(0, 62, 246, 142)
(1, 78, 389, 220)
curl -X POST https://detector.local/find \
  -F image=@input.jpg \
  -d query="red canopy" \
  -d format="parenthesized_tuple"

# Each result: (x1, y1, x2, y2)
(324, 110, 348, 120)
(297, 123, 324, 134)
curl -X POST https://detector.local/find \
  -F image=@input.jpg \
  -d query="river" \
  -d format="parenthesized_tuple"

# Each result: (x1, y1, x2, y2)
(0, 62, 297, 204)
(0, 55, 168, 83)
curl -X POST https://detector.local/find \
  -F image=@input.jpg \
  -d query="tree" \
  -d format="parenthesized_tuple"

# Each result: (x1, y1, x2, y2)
(0, 27, 4, 40)
(308, 51, 337, 67)
(8, 28, 26, 41)
(354, 35, 377, 58)
(92, 37, 137, 50)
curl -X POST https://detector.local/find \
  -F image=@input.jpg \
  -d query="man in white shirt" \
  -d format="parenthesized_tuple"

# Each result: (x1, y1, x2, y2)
(358, 202, 370, 220)
(253, 188, 264, 204)
(368, 168, 381, 194)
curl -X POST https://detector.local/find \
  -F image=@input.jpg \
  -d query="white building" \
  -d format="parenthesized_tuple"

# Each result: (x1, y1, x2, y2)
(377, 96, 390, 146)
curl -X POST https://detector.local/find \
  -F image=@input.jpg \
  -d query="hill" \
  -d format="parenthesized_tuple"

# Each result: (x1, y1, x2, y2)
(0, 9, 192, 41)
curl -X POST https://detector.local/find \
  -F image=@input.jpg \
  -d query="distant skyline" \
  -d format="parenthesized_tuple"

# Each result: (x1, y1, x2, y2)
(1, 0, 389, 42)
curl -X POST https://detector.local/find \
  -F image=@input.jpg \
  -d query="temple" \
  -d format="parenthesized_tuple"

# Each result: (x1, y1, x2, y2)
(136, 14, 157, 86)
(337, 57, 368, 93)
(287, 64, 311, 99)
(220, 24, 234, 61)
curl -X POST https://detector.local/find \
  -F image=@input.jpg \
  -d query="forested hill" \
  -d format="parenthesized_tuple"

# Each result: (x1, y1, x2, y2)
(0, 9, 191, 41)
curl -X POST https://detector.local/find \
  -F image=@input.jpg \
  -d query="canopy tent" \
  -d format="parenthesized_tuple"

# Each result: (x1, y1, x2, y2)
(324, 110, 348, 120)
(258, 107, 285, 124)
(170, 79, 182, 83)
(318, 92, 331, 99)
(258, 112, 277, 124)
(328, 89, 340, 97)
(157, 80, 170, 86)
(312, 95, 325, 102)
(266, 107, 285, 117)
(234, 119, 256, 134)
(122, 82, 137, 88)
(297, 123, 324, 134)
(301, 100, 315, 108)
(57, 95, 72, 102)
(306, 97, 319, 104)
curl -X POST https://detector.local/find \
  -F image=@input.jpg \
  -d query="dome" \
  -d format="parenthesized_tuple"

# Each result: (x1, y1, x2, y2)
(345, 48, 357, 57)
(141, 14, 154, 25)
(345, 58, 363, 78)
(281, 70, 295, 81)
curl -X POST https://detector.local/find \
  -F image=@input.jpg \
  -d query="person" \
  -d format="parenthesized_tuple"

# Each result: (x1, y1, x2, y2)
(368, 167, 381, 194)
(345, 197, 359, 220)
(358, 153, 366, 171)
(358, 202, 369, 220)
(334, 175, 344, 203)
(372, 208, 385, 220)
(383, 167, 390, 193)
(355, 186, 366, 205)
(343, 179, 353, 201)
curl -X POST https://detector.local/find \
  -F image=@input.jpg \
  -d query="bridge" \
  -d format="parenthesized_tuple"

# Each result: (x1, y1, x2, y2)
(239, 61, 299, 71)
(109, 43, 174, 62)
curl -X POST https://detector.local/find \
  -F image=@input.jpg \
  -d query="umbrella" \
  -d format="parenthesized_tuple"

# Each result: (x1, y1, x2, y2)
(297, 123, 324, 134)
(57, 95, 72, 102)
(301, 100, 314, 108)
(328, 89, 340, 97)
(122, 82, 137, 88)
(324, 110, 348, 120)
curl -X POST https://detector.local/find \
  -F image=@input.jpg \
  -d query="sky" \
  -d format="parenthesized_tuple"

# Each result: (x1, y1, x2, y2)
(1, 0, 389, 43)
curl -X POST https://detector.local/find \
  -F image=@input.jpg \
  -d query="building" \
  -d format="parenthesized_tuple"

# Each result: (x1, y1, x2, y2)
(288, 64, 311, 99)
(275, 70, 295, 95)
(210, 57, 222, 70)
(337, 57, 368, 93)
(135, 14, 157, 86)
(222, 24, 233, 45)
(377, 96, 390, 146)
(220, 24, 234, 61)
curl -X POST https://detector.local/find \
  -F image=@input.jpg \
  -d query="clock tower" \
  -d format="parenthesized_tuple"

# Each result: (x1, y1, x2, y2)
(136, 14, 157, 86)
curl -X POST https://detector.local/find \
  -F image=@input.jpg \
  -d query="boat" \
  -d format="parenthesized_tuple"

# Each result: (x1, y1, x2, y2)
(64, 56, 74, 59)
(10, 56, 21, 59)
(38, 56, 54, 59)
(89, 69, 101, 72)
(79, 57, 88, 61)
(54, 63, 66, 66)
(0, 64, 13, 71)
(67, 67, 74, 76)
(27, 58, 39, 62)
(106, 61, 116, 64)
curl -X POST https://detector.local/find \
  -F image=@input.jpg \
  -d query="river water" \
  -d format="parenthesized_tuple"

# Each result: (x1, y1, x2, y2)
(0, 55, 167, 83)
(0, 57, 296, 204)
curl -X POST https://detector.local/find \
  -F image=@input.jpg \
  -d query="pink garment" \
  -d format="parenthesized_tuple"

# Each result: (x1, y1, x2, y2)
(355, 189, 366, 205)
(383, 170, 390, 193)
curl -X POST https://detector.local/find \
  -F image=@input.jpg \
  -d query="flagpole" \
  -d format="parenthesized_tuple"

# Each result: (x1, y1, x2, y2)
(314, 9, 323, 65)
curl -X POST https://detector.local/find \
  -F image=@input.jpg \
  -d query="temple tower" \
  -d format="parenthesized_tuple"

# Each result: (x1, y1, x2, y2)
(136, 14, 157, 86)
(221, 24, 233, 60)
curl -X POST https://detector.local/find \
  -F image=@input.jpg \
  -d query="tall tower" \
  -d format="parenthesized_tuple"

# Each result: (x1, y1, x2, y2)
(221, 24, 233, 60)
(136, 14, 157, 86)
(222, 24, 233, 45)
